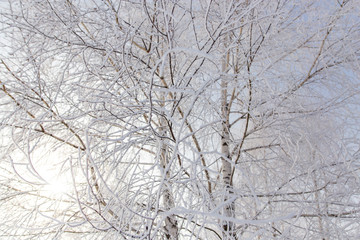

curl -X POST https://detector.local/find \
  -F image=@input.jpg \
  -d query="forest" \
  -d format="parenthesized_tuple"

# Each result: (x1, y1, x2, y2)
(0, 0, 359, 239)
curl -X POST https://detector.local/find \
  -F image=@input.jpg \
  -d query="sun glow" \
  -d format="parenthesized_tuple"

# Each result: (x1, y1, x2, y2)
(42, 177, 71, 196)
(37, 165, 73, 197)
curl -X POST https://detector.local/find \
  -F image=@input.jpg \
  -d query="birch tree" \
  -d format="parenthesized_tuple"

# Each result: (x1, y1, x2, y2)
(1, 0, 360, 239)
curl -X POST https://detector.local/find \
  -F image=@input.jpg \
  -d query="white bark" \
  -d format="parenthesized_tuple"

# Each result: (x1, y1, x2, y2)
(159, 96, 178, 239)
(221, 52, 236, 239)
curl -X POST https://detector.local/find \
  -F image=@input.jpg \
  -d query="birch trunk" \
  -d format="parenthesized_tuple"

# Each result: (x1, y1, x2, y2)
(221, 57, 237, 239)
(159, 107, 178, 239)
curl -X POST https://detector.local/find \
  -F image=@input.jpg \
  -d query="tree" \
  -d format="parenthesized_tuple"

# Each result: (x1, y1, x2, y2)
(0, 0, 360, 239)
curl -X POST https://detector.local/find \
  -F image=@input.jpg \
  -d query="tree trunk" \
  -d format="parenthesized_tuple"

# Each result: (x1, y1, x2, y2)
(221, 63, 236, 239)
(159, 113, 178, 239)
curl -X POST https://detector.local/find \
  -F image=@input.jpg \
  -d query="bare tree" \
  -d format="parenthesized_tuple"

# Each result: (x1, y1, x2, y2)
(0, 0, 360, 239)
